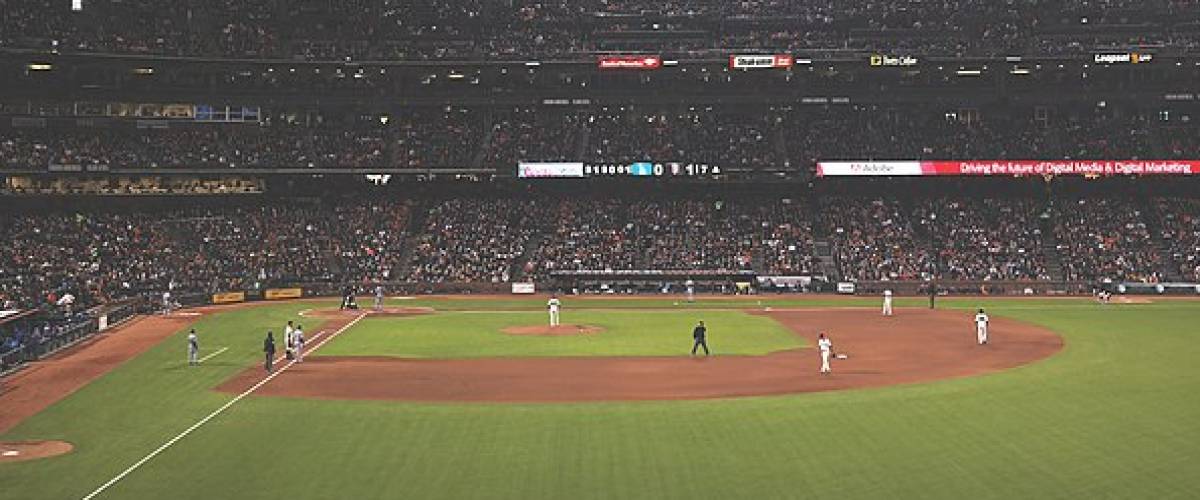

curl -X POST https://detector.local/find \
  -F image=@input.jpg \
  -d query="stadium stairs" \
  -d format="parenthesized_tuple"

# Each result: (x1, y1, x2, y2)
(1143, 199, 1185, 281)
(1037, 209, 1067, 282)
(471, 112, 495, 168)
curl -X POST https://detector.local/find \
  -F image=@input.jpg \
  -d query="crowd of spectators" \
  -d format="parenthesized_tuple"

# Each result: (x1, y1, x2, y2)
(1053, 198, 1164, 282)
(820, 198, 932, 281)
(2, 194, 1196, 310)
(2, 107, 1195, 172)
(3, 0, 1196, 60)
(914, 198, 1051, 281)
(1157, 198, 1200, 281)
(0, 200, 411, 312)
(404, 198, 542, 283)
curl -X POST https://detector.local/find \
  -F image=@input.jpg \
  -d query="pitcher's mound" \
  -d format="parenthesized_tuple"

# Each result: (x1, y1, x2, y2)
(503, 324, 604, 336)
(0, 441, 73, 462)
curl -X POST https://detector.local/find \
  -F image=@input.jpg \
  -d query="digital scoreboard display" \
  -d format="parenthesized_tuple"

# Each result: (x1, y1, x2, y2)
(518, 162, 721, 178)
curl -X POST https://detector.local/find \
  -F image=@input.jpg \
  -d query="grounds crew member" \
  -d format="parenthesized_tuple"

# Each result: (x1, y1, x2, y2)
(691, 320, 710, 356)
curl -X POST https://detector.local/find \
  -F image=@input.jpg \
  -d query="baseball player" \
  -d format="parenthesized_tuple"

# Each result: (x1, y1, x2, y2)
(187, 329, 199, 366)
(283, 320, 295, 360)
(547, 294, 561, 327)
(975, 308, 989, 345)
(374, 285, 385, 311)
(293, 325, 306, 362)
(263, 331, 276, 372)
(817, 332, 833, 374)
(684, 279, 695, 303)
(162, 290, 173, 315)
(691, 320, 709, 356)
(882, 289, 894, 316)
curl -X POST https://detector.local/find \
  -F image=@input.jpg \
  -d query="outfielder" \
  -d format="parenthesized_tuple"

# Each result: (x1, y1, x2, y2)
(882, 289, 893, 316)
(547, 295, 561, 327)
(975, 308, 989, 345)
(817, 332, 833, 374)
(187, 329, 199, 366)
(293, 325, 306, 362)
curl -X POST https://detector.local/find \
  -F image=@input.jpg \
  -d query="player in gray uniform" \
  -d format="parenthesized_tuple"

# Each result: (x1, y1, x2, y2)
(374, 285, 385, 311)
(187, 329, 199, 366)
(293, 325, 306, 363)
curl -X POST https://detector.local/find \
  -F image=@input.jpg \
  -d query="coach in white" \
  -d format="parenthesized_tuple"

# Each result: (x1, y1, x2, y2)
(882, 289, 893, 316)
(293, 325, 306, 362)
(818, 333, 833, 374)
(547, 295, 561, 327)
(975, 308, 989, 345)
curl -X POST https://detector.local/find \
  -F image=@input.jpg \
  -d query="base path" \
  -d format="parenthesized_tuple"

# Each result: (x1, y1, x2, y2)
(218, 308, 1063, 402)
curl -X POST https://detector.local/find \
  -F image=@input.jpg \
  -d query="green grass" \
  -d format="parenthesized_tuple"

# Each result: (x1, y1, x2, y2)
(317, 310, 804, 358)
(2, 298, 1199, 500)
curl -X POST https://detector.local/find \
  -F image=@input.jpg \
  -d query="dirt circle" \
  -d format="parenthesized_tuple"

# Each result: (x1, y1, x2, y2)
(0, 441, 74, 463)
(502, 324, 604, 336)
(300, 307, 434, 319)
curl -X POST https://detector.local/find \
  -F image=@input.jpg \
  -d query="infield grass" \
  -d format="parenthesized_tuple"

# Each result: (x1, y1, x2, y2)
(2, 297, 1199, 500)
(317, 310, 805, 358)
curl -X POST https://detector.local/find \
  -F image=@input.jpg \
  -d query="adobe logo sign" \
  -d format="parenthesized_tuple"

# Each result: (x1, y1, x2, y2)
(598, 56, 663, 70)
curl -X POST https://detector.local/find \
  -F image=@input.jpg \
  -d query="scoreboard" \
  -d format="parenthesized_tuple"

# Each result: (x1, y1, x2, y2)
(518, 162, 722, 179)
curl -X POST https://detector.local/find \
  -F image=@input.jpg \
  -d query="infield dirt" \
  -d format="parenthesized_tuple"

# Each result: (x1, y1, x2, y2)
(218, 307, 1063, 402)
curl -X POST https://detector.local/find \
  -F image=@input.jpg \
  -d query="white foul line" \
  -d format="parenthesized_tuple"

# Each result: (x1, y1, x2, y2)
(196, 347, 229, 364)
(82, 314, 365, 500)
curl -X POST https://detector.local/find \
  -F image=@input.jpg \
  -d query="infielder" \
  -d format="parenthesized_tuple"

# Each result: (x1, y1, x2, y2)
(882, 289, 893, 316)
(684, 279, 695, 303)
(187, 329, 199, 366)
(818, 332, 833, 374)
(293, 325, 306, 362)
(162, 290, 173, 315)
(283, 320, 295, 360)
(547, 295, 561, 326)
(975, 308, 989, 345)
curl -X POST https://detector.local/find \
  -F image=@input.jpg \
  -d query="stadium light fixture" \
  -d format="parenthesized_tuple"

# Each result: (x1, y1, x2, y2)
(132, 67, 154, 75)
(956, 69, 982, 76)
(524, 61, 541, 67)
(1010, 67, 1031, 75)
(27, 63, 53, 71)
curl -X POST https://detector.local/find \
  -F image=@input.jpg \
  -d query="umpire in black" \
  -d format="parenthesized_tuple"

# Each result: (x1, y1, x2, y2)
(691, 320, 710, 356)
(263, 331, 276, 372)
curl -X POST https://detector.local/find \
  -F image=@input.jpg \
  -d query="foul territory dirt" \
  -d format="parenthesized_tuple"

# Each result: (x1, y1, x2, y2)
(219, 308, 1063, 402)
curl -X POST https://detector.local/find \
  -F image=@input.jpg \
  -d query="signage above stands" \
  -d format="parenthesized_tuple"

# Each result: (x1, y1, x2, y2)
(869, 55, 918, 67)
(817, 160, 1200, 177)
(1093, 52, 1153, 64)
(598, 56, 662, 70)
(729, 55, 794, 69)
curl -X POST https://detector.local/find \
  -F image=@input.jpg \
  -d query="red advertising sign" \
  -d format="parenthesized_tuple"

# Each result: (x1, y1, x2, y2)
(598, 55, 663, 70)
(817, 160, 1200, 177)
(729, 54, 794, 69)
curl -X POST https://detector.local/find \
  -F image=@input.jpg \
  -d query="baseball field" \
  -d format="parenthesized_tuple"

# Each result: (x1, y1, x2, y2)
(1, 295, 1197, 499)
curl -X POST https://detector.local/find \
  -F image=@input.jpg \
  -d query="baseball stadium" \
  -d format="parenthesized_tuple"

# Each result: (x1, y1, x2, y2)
(2, 2, 1200, 499)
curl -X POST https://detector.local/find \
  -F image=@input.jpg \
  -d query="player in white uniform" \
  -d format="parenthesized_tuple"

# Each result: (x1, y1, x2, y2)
(684, 279, 695, 303)
(187, 329, 199, 366)
(817, 333, 833, 374)
(161, 291, 173, 315)
(547, 295, 561, 327)
(283, 321, 295, 360)
(293, 325, 306, 362)
(882, 289, 893, 316)
(975, 308, 989, 345)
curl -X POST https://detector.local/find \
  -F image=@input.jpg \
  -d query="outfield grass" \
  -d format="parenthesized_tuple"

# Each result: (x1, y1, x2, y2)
(317, 310, 804, 358)
(2, 298, 1199, 500)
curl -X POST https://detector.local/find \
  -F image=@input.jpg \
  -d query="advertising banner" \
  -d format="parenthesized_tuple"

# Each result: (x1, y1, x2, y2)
(729, 54, 794, 69)
(817, 160, 1200, 177)
(212, 291, 246, 304)
(598, 55, 662, 70)
(264, 288, 303, 300)
(517, 162, 585, 178)
(511, 283, 536, 294)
